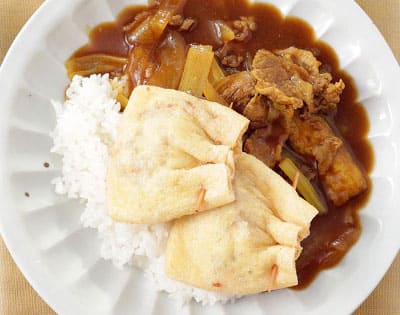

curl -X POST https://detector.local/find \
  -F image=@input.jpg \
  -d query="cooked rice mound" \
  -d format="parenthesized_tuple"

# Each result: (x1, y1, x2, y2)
(51, 74, 238, 305)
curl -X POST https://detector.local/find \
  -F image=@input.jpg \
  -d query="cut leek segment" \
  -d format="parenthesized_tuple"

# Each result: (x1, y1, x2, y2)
(204, 81, 228, 106)
(179, 45, 214, 97)
(208, 58, 226, 85)
(279, 158, 327, 215)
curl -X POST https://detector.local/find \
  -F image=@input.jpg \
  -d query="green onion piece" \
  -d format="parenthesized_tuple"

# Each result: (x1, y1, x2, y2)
(208, 58, 226, 86)
(204, 80, 229, 106)
(279, 158, 327, 214)
(178, 45, 214, 97)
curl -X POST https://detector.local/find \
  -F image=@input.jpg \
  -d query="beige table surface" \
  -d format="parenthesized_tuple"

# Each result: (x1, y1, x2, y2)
(0, 0, 399, 314)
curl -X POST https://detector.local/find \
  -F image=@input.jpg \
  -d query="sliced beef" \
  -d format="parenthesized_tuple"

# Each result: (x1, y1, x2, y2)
(317, 80, 346, 112)
(243, 94, 270, 128)
(215, 71, 256, 113)
(244, 101, 292, 168)
(252, 47, 345, 114)
(255, 80, 305, 110)
(221, 54, 244, 68)
(289, 115, 367, 206)
(277, 47, 345, 113)
(252, 49, 313, 110)
(215, 44, 246, 72)
(232, 16, 257, 42)
(277, 47, 321, 76)
(169, 15, 197, 31)
(244, 126, 288, 168)
(215, 48, 349, 183)
(216, 71, 292, 130)
(312, 72, 332, 95)
(215, 43, 230, 60)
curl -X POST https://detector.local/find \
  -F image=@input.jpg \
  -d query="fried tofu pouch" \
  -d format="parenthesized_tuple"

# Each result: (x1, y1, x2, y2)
(106, 86, 249, 224)
(165, 153, 318, 294)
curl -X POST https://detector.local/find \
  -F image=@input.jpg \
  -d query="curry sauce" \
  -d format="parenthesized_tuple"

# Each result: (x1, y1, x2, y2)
(72, 0, 373, 289)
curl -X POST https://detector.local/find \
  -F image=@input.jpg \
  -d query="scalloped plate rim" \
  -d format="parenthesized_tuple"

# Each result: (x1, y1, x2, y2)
(0, 0, 399, 314)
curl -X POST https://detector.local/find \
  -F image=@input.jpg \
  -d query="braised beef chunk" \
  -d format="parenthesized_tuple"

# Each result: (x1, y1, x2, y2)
(216, 71, 256, 113)
(242, 95, 270, 128)
(244, 127, 288, 168)
(252, 47, 345, 114)
(243, 99, 293, 168)
(289, 115, 367, 206)
(215, 47, 363, 205)
(277, 47, 345, 113)
(217, 47, 345, 117)
(216, 72, 292, 129)
(317, 80, 345, 112)
(252, 49, 312, 110)
(277, 47, 321, 76)
(312, 72, 332, 95)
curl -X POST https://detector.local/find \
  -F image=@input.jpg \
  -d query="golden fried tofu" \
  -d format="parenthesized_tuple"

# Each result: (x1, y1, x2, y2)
(165, 153, 317, 294)
(106, 86, 249, 224)
(322, 147, 368, 206)
(289, 115, 367, 206)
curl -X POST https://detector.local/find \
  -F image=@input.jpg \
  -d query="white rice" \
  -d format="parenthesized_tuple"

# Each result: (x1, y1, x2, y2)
(51, 74, 238, 305)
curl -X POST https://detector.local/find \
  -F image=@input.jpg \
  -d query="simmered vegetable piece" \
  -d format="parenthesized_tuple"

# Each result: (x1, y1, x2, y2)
(126, 0, 188, 45)
(66, 54, 128, 79)
(208, 58, 226, 85)
(126, 0, 187, 87)
(204, 81, 228, 106)
(179, 45, 214, 97)
(279, 158, 327, 215)
(147, 31, 187, 89)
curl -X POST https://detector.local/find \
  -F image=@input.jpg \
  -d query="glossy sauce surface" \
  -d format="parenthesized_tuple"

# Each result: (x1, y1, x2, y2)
(73, 0, 373, 288)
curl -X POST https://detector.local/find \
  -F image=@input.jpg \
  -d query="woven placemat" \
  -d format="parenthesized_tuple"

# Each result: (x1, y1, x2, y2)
(0, 0, 399, 314)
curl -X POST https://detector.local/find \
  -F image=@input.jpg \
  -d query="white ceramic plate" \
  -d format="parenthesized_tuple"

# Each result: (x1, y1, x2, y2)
(0, 0, 399, 314)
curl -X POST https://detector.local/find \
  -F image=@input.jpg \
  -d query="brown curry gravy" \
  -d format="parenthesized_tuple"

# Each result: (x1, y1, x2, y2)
(73, 0, 373, 289)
